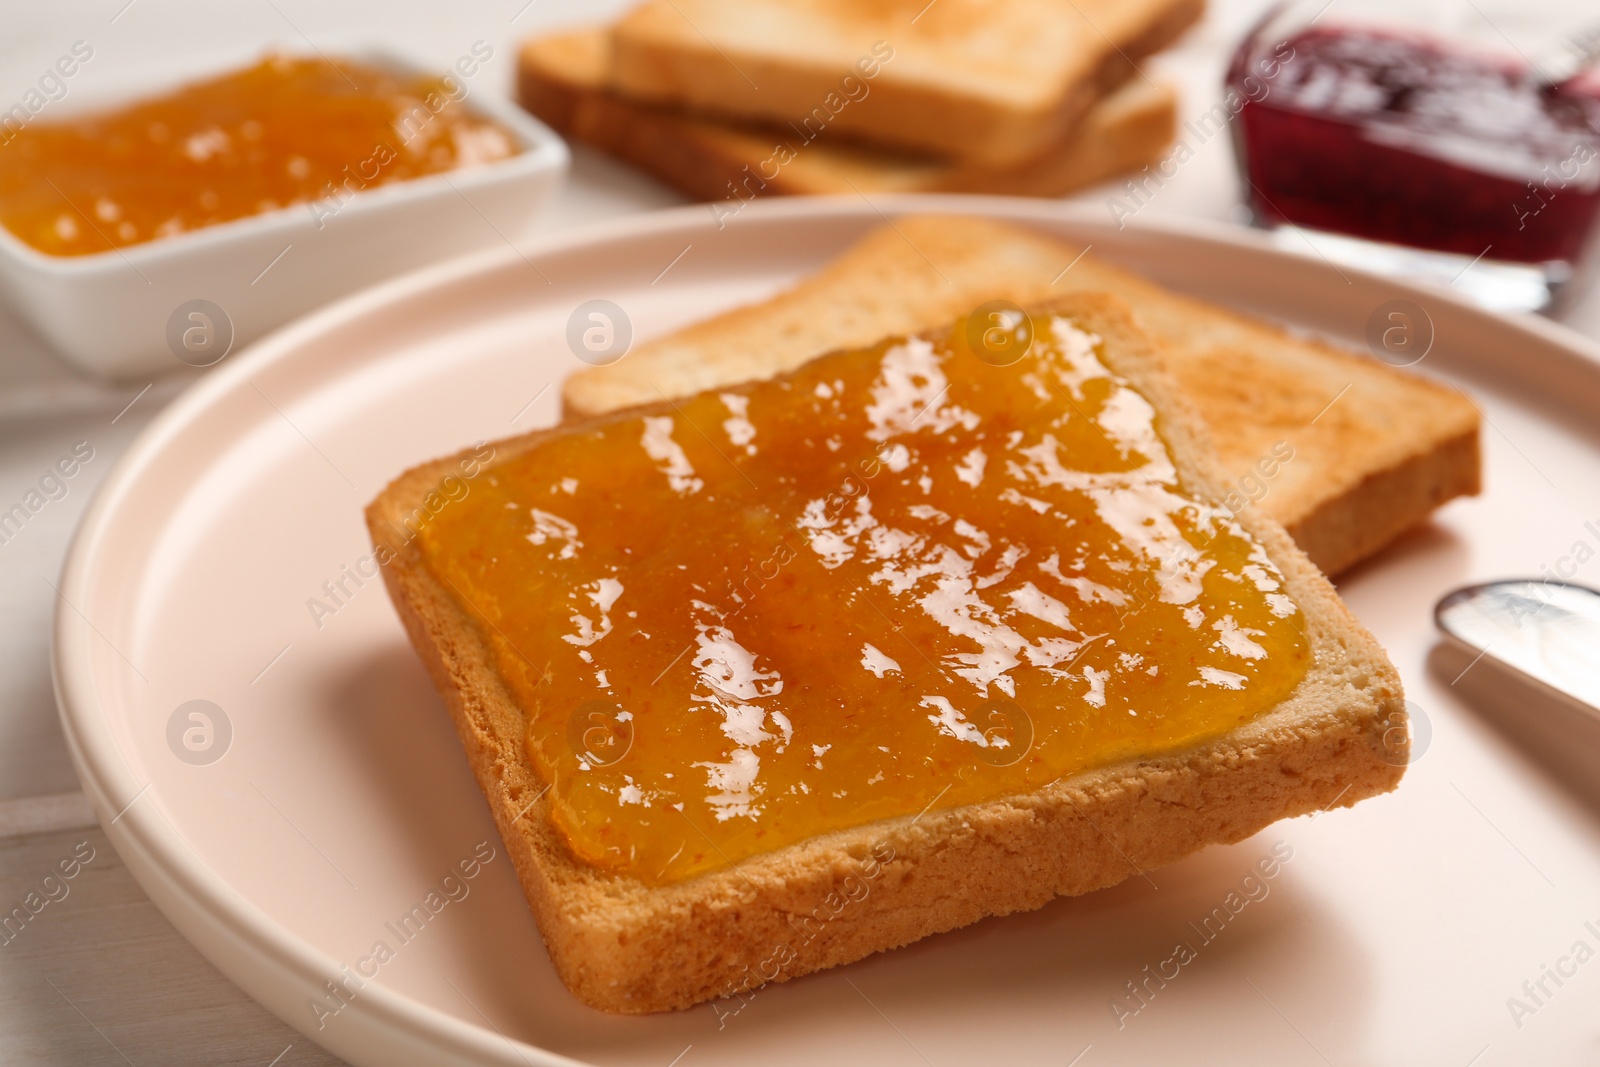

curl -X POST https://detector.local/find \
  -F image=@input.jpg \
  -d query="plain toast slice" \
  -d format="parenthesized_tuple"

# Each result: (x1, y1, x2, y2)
(369, 292, 1406, 1013)
(608, 0, 1203, 165)
(519, 26, 1178, 199)
(563, 216, 1481, 576)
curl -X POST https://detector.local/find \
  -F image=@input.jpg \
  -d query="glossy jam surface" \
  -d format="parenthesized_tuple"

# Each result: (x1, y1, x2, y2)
(418, 316, 1310, 883)
(1232, 27, 1600, 263)
(0, 55, 518, 256)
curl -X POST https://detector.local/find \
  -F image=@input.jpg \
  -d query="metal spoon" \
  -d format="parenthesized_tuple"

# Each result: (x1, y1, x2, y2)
(1435, 580, 1600, 717)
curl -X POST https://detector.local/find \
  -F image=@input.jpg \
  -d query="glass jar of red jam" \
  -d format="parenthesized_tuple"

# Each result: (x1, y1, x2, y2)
(1228, 1, 1600, 312)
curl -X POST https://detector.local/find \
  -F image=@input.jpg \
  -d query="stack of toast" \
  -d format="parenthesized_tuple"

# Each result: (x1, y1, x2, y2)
(518, 0, 1202, 200)
(370, 214, 1480, 1013)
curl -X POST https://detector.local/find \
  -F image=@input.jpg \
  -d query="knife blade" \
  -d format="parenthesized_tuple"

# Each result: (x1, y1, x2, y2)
(1434, 580, 1600, 716)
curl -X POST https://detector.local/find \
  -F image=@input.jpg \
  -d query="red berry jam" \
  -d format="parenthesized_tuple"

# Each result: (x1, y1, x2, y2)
(1230, 26, 1600, 264)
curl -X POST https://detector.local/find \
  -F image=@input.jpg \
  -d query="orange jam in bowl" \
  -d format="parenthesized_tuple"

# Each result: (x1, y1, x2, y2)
(0, 54, 520, 257)
(417, 314, 1311, 884)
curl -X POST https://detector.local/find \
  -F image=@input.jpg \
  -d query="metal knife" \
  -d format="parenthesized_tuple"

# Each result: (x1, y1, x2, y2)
(1435, 580, 1600, 716)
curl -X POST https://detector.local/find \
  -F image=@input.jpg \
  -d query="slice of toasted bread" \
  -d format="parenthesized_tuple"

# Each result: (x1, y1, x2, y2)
(607, 0, 1203, 165)
(563, 216, 1481, 576)
(369, 292, 1406, 1014)
(519, 26, 1178, 198)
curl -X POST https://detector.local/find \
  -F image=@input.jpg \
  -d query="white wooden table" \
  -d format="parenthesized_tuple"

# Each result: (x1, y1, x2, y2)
(3, 1, 1598, 1063)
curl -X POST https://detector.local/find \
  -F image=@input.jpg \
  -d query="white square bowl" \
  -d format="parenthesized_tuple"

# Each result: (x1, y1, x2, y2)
(0, 42, 569, 378)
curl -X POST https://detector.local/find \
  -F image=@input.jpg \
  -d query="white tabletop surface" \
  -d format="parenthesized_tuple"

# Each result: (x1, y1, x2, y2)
(2, 1, 1599, 1064)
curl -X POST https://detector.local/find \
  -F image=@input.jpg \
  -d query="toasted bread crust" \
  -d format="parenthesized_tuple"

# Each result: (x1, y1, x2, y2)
(368, 293, 1405, 1013)
(1286, 423, 1480, 576)
(518, 28, 1178, 199)
(561, 215, 1481, 576)
(606, 0, 1203, 164)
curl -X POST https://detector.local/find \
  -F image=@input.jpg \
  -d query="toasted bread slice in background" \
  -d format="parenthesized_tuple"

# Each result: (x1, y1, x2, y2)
(369, 292, 1405, 1014)
(563, 216, 1481, 576)
(519, 27, 1178, 198)
(608, 0, 1203, 165)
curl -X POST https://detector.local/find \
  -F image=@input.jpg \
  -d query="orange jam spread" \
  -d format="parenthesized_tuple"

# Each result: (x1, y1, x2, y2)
(418, 314, 1310, 884)
(0, 55, 518, 256)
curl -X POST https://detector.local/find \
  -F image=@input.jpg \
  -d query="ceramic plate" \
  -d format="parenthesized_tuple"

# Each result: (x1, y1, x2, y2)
(55, 196, 1600, 1066)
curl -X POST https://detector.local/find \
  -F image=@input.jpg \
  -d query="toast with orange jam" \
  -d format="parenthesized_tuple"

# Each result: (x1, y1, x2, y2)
(368, 292, 1405, 1013)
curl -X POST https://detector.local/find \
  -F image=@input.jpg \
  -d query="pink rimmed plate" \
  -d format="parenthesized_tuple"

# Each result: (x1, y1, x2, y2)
(55, 196, 1600, 1066)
